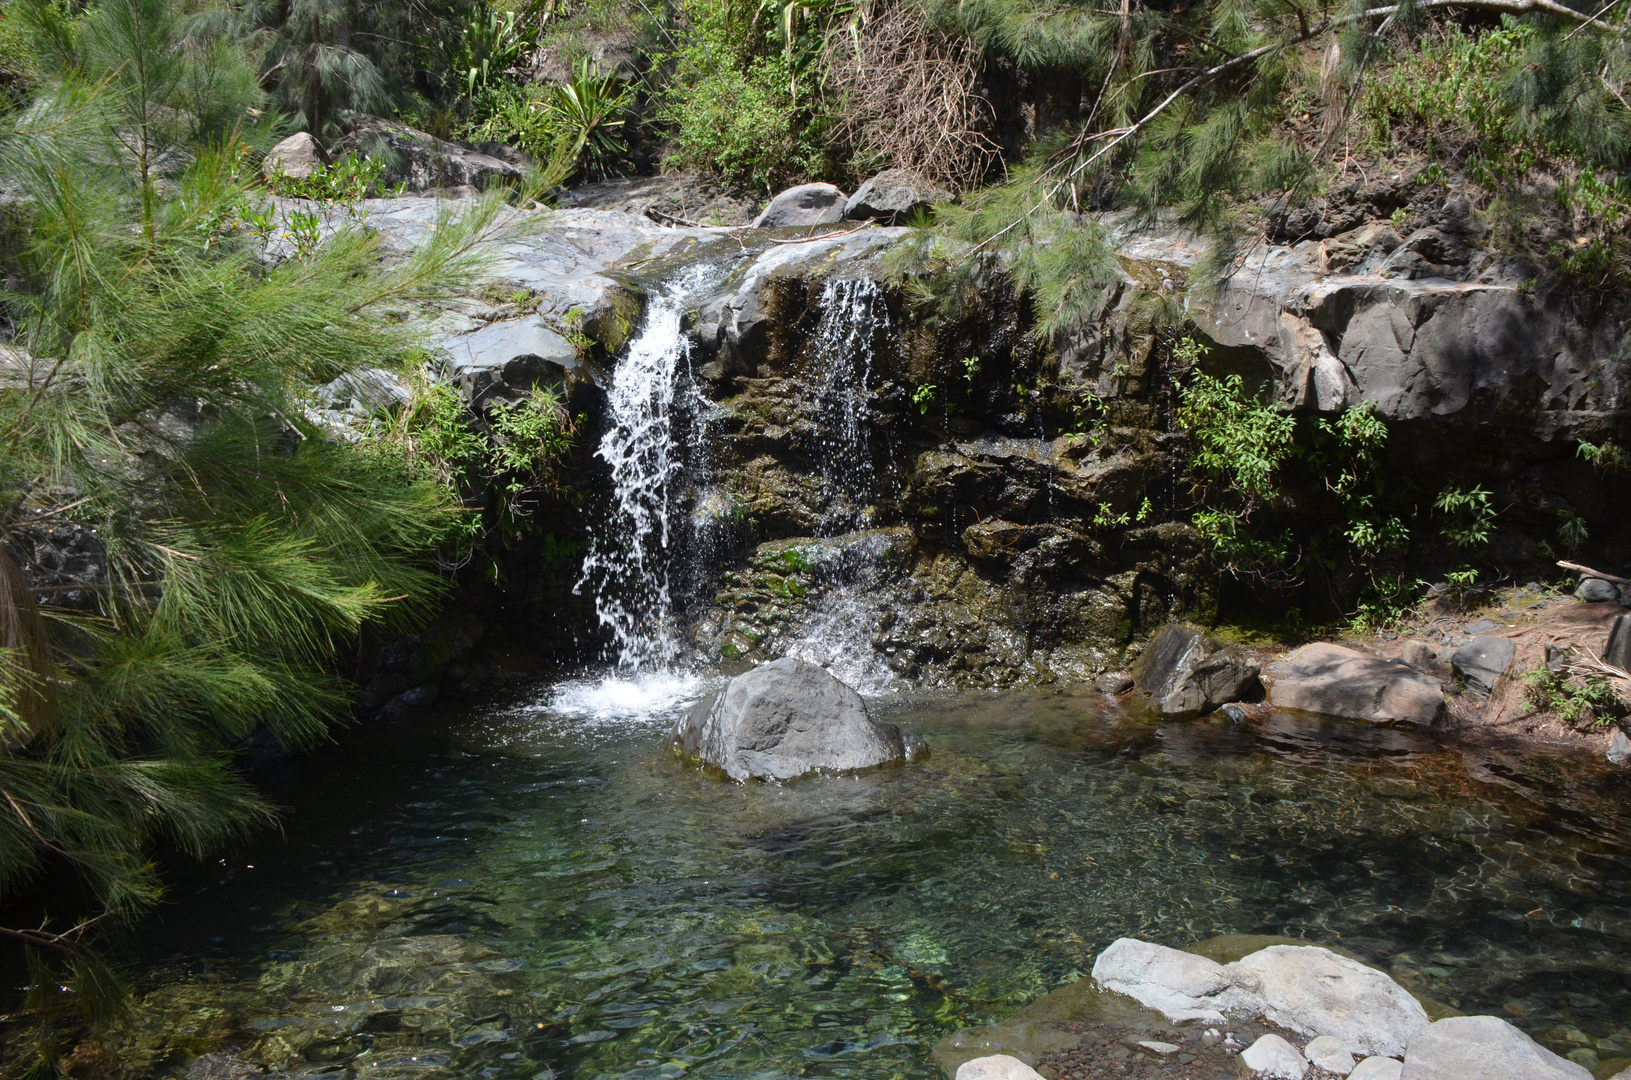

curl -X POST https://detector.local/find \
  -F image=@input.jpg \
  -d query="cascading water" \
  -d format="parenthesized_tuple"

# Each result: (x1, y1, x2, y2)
(563, 269, 714, 717)
(783, 278, 903, 692)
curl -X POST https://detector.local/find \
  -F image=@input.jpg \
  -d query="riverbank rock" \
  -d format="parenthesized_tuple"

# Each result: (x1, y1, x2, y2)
(1450, 636, 1515, 694)
(1349, 1058, 1403, 1080)
(331, 113, 525, 193)
(1576, 577, 1621, 603)
(1606, 614, 1631, 671)
(1241, 1033, 1307, 1078)
(1303, 1035, 1356, 1074)
(1091, 939, 1428, 1059)
(1400, 1016, 1590, 1079)
(752, 183, 846, 228)
(955, 1055, 1045, 1080)
(844, 169, 953, 223)
(1264, 643, 1445, 726)
(1130, 624, 1261, 718)
(671, 657, 921, 781)
(1091, 939, 1237, 1023)
(1230, 945, 1428, 1058)
(262, 132, 325, 180)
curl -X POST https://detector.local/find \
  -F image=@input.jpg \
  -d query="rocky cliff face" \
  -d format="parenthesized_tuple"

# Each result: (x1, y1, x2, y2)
(359, 190, 1630, 696)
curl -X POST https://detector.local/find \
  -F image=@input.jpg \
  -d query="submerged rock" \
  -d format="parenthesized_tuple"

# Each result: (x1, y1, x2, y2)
(1241, 1033, 1307, 1078)
(1265, 643, 1444, 726)
(1450, 636, 1515, 694)
(752, 183, 846, 228)
(1131, 624, 1260, 718)
(672, 657, 922, 781)
(1400, 1015, 1590, 1080)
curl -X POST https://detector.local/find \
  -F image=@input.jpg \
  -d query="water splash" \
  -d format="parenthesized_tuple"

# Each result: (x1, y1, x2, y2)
(576, 271, 712, 673)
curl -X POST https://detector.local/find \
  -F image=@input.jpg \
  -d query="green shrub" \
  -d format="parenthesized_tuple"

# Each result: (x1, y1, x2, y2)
(1523, 666, 1628, 726)
(659, 54, 812, 189)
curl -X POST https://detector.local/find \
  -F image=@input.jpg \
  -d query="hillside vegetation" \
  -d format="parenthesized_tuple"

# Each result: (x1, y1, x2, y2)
(0, 0, 1629, 1071)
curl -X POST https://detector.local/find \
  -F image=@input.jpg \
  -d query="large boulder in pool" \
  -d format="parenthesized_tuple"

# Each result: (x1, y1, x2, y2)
(672, 657, 923, 781)
(1131, 624, 1261, 718)
(1265, 643, 1445, 726)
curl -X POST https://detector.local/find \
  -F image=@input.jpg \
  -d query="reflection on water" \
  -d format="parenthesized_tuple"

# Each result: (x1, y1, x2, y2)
(111, 680, 1631, 1079)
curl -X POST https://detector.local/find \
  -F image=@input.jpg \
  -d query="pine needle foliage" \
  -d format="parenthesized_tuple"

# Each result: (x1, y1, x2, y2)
(0, 0, 513, 1063)
(909, 0, 1631, 328)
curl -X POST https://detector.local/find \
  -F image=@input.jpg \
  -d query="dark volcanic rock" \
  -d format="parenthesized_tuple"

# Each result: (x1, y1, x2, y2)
(673, 657, 923, 781)
(1131, 624, 1260, 718)
(1265, 643, 1445, 726)
(753, 183, 847, 228)
(844, 169, 953, 223)
(1450, 636, 1516, 695)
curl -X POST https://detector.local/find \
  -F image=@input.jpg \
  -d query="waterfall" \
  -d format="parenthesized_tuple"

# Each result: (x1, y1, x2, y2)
(575, 273, 710, 675)
(810, 278, 889, 532)
(783, 278, 903, 692)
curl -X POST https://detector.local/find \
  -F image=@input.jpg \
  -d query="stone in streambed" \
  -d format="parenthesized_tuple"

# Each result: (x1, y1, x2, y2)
(956, 1055, 1045, 1080)
(752, 183, 847, 228)
(671, 657, 922, 781)
(1400, 1015, 1591, 1080)
(1349, 1058, 1404, 1080)
(1227, 945, 1429, 1058)
(1131, 624, 1261, 718)
(1241, 1033, 1307, 1078)
(1090, 938, 1238, 1023)
(1610, 729, 1631, 766)
(1304, 1034, 1357, 1074)
(1265, 643, 1444, 726)
(1450, 636, 1516, 694)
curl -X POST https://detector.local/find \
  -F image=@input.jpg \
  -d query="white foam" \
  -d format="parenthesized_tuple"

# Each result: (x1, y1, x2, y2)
(542, 671, 707, 724)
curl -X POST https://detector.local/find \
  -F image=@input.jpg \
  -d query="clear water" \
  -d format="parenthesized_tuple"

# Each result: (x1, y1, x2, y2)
(114, 682, 1631, 1078)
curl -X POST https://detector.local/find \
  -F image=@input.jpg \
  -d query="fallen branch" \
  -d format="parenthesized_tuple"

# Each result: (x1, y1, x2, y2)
(1558, 560, 1631, 586)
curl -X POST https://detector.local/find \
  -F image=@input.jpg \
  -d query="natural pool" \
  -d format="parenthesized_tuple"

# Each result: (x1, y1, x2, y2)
(111, 674, 1631, 1079)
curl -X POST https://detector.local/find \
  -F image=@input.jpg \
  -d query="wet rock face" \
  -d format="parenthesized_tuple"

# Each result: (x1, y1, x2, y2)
(672, 657, 922, 781)
(1130, 625, 1261, 718)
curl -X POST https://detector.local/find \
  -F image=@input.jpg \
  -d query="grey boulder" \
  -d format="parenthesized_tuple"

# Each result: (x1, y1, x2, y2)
(1131, 624, 1261, 719)
(1450, 636, 1515, 694)
(752, 183, 846, 228)
(1265, 643, 1444, 726)
(1227, 945, 1428, 1059)
(1090, 938, 1236, 1024)
(1577, 577, 1621, 603)
(955, 1055, 1045, 1080)
(1240, 1033, 1307, 1079)
(1610, 729, 1631, 766)
(262, 131, 326, 180)
(1605, 614, 1631, 671)
(672, 657, 921, 781)
(844, 169, 953, 223)
(1349, 1058, 1403, 1080)
(1303, 1035, 1357, 1075)
(439, 315, 580, 411)
(332, 113, 525, 193)
(1400, 1016, 1591, 1080)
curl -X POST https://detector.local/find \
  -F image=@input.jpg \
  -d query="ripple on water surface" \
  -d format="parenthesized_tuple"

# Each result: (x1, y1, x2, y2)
(104, 681, 1631, 1080)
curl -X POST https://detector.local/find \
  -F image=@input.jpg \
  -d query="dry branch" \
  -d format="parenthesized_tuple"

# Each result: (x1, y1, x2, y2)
(1558, 559, 1631, 586)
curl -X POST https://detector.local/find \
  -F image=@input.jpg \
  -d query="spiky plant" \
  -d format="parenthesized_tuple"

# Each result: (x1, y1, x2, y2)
(0, 0, 511, 1065)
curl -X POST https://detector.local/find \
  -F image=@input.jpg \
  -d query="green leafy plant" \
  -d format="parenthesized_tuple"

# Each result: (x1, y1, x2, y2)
(545, 57, 631, 178)
(453, 7, 531, 97)
(1557, 508, 1590, 555)
(1434, 484, 1496, 551)
(266, 153, 399, 203)
(658, 49, 811, 189)
(913, 383, 938, 414)
(1523, 666, 1628, 726)
(1578, 439, 1629, 473)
